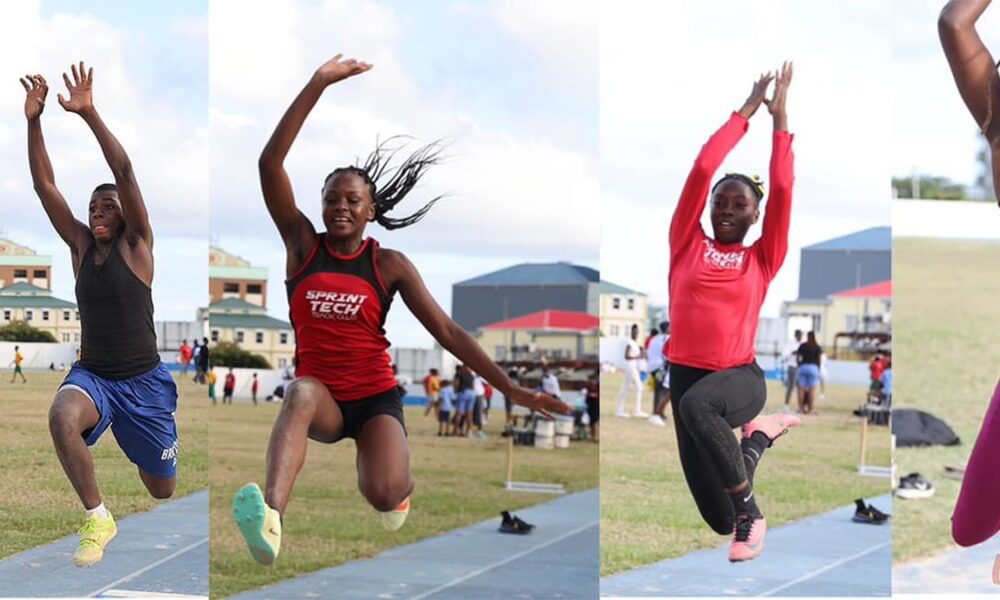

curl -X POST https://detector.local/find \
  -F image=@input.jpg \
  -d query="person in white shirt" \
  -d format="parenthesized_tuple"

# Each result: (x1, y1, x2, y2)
(541, 368, 561, 398)
(615, 324, 647, 418)
(780, 329, 803, 413)
(646, 321, 671, 426)
(471, 372, 487, 438)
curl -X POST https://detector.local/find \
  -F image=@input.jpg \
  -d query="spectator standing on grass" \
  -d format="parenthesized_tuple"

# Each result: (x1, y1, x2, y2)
(252, 372, 259, 406)
(646, 322, 670, 425)
(471, 371, 487, 437)
(224, 368, 236, 405)
(198, 338, 211, 384)
(614, 324, 646, 418)
(796, 332, 822, 415)
(422, 368, 440, 419)
(191, 340, 202, 382)
(437, 379, 455, 436)
(207, 367, 217, 405)
(179, 339, 192, 376)
(454, 365, 476, 437)
(585, 371, 600, 443)
(780, 329, 802, 413)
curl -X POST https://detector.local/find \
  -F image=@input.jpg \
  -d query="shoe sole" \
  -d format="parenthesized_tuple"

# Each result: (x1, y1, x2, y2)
(73, 527, 117, 567)
(852, 515, 888, 524)
(232, 484, 277, 565)
(896, 488, 935, 499)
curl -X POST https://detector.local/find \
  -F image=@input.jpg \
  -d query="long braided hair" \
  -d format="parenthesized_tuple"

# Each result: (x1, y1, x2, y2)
(323, 136, 446, 230)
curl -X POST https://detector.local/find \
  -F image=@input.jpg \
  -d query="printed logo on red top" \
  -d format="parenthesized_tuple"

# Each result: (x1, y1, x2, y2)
(305, 290, 369, 321)
(702, 239, 745, 270)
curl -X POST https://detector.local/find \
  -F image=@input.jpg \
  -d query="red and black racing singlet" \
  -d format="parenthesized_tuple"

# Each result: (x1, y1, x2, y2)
(286, 236, 397, 401)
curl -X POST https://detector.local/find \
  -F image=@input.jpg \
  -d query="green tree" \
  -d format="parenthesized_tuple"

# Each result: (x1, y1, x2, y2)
(892, 175, 967, 200)
(209, 341, 271, 369)
(0, 320, 58, 342)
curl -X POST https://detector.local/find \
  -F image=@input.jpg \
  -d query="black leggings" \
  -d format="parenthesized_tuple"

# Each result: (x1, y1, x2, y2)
(670, 362, 766, 534)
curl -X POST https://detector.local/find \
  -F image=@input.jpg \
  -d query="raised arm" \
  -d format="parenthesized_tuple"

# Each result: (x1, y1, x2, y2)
(669, 74, 771, 259)
(383, 250, 571, 417)
(260, 55, 372, 273)
(59, 62, 151, 245)
(22, 74, 90, 252)
(757, 61, 795, 278)
(939, 0, 1000, 139)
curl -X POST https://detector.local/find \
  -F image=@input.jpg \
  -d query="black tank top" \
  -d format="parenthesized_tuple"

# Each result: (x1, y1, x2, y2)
(76, 243, 160, 379)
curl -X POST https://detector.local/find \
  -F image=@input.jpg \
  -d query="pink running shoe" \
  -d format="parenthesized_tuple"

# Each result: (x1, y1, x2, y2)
(742, 413, 801, 445)
(728, 513, 767, 562)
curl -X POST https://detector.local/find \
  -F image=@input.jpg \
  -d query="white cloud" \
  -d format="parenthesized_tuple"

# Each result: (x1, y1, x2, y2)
(0, 2, 207, 320)
(209, 0, 598, 347)
(600, 0, 891, 317)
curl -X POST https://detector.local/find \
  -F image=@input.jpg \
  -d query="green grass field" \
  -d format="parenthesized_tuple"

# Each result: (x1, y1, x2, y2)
(0, 370, 209, 559)
(893, 237, 1000, 563)
(599, 372, 891, 576)
(210, 402, 599, 598)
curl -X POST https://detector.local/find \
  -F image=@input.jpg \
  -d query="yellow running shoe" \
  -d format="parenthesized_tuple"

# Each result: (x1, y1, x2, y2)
(232, 482, 281, 565)
(74, 512, 117, 567)
(381, 497, 410, 532)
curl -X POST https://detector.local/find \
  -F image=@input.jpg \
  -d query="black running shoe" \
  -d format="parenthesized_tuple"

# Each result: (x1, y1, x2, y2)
(896, 473, 935, 499)
(499, 510, 535, 534)
(852, 498, 890, 524)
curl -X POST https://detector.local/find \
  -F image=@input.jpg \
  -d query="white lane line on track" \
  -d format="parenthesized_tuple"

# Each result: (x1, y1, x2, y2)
(87, 536, 209, 598)
(408, 521, 599, 600)
(757, 540, 891, 597)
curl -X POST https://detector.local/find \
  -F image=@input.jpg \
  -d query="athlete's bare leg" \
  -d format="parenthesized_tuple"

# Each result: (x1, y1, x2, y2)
(138, 469, 175, 499)
(264, 376, 344, 515)
(356, 415, 413, 511)
(48, 389, 102, 509)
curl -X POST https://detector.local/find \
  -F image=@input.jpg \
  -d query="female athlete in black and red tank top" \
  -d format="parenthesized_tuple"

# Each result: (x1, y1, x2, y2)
(231, 54, 571, 565)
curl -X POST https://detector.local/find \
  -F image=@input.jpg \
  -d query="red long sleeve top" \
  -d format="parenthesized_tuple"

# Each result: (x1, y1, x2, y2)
(667, 112, 794, 371)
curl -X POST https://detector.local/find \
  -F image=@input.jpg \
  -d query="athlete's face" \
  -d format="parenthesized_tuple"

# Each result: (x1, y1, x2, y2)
(710, 180, 759, 244)
(88, 190, 124, 243)
(322, 172, 375, 239)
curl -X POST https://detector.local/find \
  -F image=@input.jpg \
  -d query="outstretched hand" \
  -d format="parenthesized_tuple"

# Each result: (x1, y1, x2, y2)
(764, 61, 793, 118)
(737, 72, 774, 120)
(57, 61, 94, 114)
(20, 74, 48, 120)
(313, 54, 373, 86)
(506, 386, 573, 419)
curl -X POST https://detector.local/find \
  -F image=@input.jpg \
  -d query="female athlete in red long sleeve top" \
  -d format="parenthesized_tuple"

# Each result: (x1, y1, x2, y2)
(668, 108, 794, 370)
(665, 63, 801, 564)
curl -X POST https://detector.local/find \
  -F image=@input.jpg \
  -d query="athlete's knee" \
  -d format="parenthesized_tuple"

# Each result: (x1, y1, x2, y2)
(361, 475, 411, 512)
(148, 484, 175, 500)
(283, 377, 325, 412)
(678, 393, 711, 424)
(48, 395, 89, 435)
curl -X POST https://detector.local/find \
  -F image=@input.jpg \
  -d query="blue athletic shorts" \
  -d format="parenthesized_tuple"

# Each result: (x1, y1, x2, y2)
(797, 363, 821, 389)
(60, 362, 179, 478)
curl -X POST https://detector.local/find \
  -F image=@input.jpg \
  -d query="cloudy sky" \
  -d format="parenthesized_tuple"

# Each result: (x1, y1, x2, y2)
(600, 0, 893, 317)
(894, 0, 1000, 187)
(0, 0, 207, 321)
(210, 0, 599, 348)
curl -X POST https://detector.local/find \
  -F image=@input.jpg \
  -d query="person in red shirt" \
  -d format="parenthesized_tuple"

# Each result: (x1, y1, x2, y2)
(231, 54, 572, 567)
(869, 352, 885, 394)
(223, 368, 236, 405)
(251, 372, 259, 406)
(179, 339, 192, 376)
(667, 63, 801, 563)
